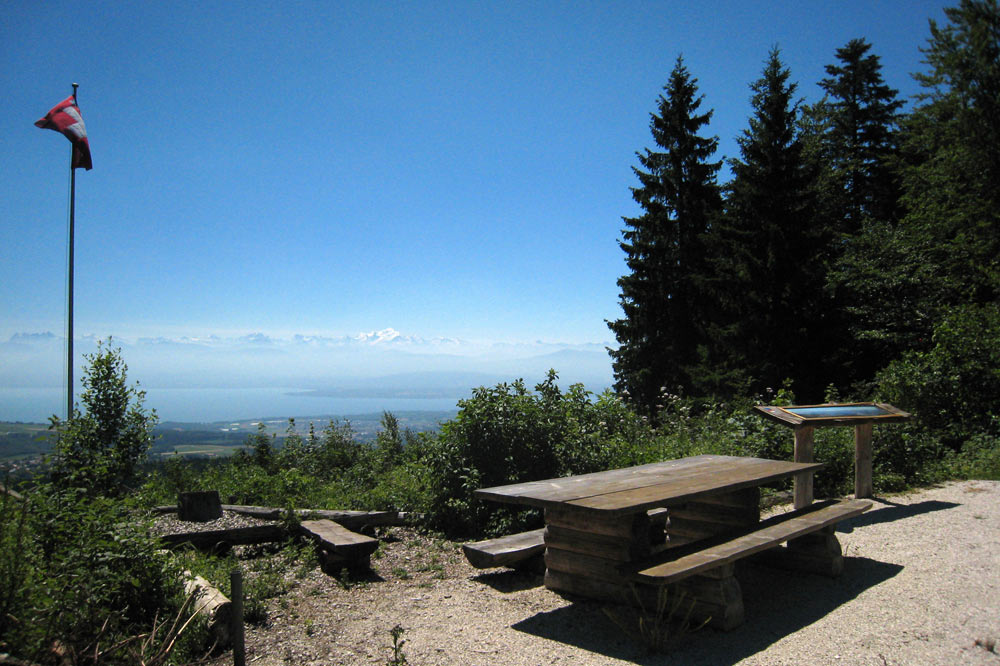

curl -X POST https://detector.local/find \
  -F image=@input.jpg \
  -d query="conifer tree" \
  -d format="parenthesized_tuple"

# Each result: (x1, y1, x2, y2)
(811, 38, 904, 233)
(706, 48, 827, 399)
(836, 0, 1000, 364)
(608, 56, 722, 415)
(801, 39, 904, 388)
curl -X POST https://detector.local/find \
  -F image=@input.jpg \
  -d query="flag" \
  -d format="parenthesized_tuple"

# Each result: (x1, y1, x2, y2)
(35, 94, 92, 170)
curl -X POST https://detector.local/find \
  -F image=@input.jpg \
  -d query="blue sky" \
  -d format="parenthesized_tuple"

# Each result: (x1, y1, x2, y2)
(1, 1, 953, 406)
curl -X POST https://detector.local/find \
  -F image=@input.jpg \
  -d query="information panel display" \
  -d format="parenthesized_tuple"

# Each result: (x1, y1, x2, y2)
(755, 402, 910, 427)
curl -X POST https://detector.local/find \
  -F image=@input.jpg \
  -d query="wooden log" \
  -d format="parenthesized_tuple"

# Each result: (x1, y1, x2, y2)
(672, 573, 745, 631)
(690, 562, 735, 580)
(299, 509, 399, 530)
(462, 528, 546, 569)
(184, 572, 232, 647)
(666, 496, 759, 546)
(299, 519, 378, 573)
(794, 426, 815, 509)
(544, 546, 629, 584)
(628, 499, 870, 585)
(544, 505, 649, 539)
(544, 524, 650, 561)
(666, 516, 732, 541)
(222, 505, 404, 529)
(544, 568, 632, 605)
(544, 569, 744, 631)
(230, 570, 245, 666)
(648, 507, 669, 545)
(220, 504, 284, 519)
(669, 501, 760, 526)
(756, 529, 844, 577)
(0, 483, 24, 501)
(689, 486, 760, 509)
(178, 491, 223, 522)
(160, 524, 287, 550)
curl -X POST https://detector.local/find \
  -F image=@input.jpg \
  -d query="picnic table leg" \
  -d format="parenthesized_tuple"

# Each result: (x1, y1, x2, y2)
(793, 426, 815, 509)
(756, 524, 845, 577)
(855, 423, 874, 499)
(542, 507, 651, 605)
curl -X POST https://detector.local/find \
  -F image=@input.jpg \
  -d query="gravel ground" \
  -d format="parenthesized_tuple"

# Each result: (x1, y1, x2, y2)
(152, 510, 276, 537)
(195, 480, 1000, 666)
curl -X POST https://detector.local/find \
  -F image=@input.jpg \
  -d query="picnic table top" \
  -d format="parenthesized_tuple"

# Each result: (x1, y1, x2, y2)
(474, 454, 823, 516)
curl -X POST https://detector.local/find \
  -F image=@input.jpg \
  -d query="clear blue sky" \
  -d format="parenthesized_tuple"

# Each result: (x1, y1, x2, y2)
(1, 1, 952, 396)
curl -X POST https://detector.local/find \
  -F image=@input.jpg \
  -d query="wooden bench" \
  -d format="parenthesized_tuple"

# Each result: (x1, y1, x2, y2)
(299, 519, 379, 574)
(623, 498, 872, 585)
(462, 508, 670, 573)
(462, 528, 546, 571)
(612, 498, 871, 630)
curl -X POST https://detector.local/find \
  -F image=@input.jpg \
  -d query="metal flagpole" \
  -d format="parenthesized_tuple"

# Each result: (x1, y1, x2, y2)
(66, 82, 78, 420)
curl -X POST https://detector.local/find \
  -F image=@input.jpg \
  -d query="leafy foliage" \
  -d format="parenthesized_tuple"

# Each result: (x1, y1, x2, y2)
(0, 346, 203, 665)
(47, 339, 157, 496)
(427, 371, 654, 537)
(837, 1, 1000, 372)
(21, 487, 180, 661)
(877, 304, 1000, 448)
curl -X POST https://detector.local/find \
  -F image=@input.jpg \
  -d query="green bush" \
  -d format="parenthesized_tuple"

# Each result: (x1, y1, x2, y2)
(0, 344, 206, 664)
(811, 428, 855, 498)
(877, 303, 1000, 448)
(0, 483, 36, 655)
(944, 430, 1000, 480)
(47, 339, 157, 496)
(426, 371, 655, 537)
(1, 485, 191, 664)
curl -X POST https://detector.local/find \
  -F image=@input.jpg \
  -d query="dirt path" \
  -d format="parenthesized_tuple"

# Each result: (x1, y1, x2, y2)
(211, 480, 1000, 665)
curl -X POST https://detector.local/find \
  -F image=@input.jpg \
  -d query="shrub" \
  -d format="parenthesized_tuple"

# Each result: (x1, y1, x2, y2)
(0, 344, 206, 664)
(0, 482, 36, 655)
(47, 339, 157, 496)
(945, 430, 1000, 480)
(877, 303, 1000, 448)
(2, 484, 187, 664)
(426, 371, 654, 537)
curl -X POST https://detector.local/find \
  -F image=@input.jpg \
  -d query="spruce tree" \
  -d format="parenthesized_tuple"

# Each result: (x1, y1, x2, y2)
(608, 56, 722, 415)
(813, 38, 904, 233)
(706, 48, 827, 399)
(802, 39, 904, 388)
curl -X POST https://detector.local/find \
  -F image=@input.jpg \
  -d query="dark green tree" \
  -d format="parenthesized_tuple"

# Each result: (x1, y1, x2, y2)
(608, 56, 722, 415)
(836, 0, 1000, 364)
(810, 38, 904, 233)
(900, 0, 1000, 301)
(800, 39, 904, 388)
(706, 48, 828, 399)
(47, 340, 157, 496)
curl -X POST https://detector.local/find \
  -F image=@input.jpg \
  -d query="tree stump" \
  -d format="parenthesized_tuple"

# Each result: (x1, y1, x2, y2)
(178, 490, 223, 522)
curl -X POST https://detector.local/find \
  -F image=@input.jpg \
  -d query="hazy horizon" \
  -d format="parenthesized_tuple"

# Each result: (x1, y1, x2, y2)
(0, 328, 615, 422)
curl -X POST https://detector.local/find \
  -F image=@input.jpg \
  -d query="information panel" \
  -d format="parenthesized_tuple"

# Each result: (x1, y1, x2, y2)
(755, 402, 910, 427)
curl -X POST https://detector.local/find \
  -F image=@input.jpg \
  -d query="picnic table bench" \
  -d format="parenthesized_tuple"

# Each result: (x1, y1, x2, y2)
(299, 519, 379, 573)
(475, 454, 871, 630)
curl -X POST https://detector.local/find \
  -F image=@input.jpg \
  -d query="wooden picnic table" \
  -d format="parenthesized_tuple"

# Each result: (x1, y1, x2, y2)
(475, 454, 870, 630)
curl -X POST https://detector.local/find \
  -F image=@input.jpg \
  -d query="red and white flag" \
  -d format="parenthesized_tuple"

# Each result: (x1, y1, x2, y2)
(35, 94, 92, 170)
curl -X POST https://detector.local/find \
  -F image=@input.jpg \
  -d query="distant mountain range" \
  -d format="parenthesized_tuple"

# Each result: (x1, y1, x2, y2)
(0, 329, 615, 393)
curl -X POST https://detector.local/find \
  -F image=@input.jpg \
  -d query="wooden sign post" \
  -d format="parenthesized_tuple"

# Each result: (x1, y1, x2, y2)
(755, 403, 911, 502)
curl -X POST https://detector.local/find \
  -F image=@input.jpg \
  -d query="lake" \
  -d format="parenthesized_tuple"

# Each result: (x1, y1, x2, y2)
(0, 387, 463, 424)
